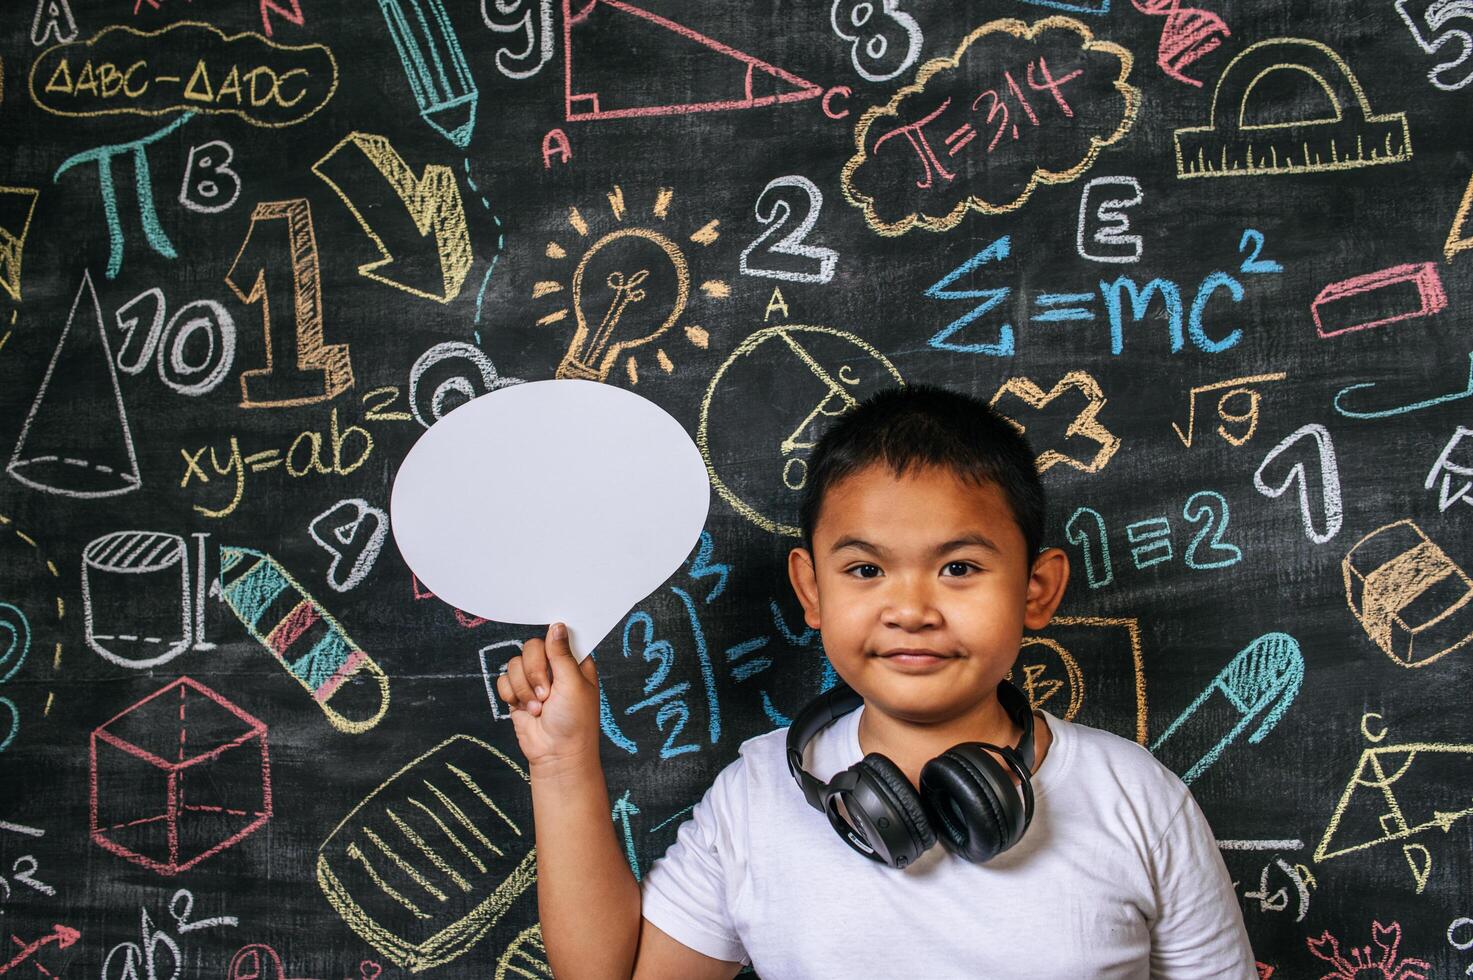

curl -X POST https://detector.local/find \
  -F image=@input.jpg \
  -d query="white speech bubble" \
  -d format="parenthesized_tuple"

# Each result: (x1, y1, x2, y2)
(390, 379, 711, 660)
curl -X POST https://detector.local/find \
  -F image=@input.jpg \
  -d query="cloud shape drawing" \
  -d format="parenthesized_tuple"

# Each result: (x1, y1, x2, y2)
(842, 16, 1140, 236)
(30, 20, 338, 127)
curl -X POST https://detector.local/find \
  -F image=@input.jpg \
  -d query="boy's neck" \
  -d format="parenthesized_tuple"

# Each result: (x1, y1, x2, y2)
(855, 690, 1051, 789)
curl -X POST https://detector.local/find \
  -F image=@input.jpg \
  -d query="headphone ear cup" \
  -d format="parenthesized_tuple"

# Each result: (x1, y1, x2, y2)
(919, 746, 1024, 864)
(854, 753, 936, 861)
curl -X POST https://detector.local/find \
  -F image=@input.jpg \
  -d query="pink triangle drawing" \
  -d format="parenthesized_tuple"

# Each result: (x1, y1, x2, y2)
(563, 0, 823, 121)
(8, 270, 142, 498)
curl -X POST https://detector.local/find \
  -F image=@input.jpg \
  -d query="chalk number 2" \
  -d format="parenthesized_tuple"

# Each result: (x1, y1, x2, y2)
(740, 177, 839, 285)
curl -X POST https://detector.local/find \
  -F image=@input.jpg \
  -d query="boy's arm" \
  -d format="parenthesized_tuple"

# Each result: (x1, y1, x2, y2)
(527, 746, 640, 978)
(500, 624, 742, 980)
(1147, 791, 1257, 979)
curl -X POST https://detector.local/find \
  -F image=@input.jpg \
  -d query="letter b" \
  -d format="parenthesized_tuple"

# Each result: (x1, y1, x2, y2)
(180, 141, 241, 214)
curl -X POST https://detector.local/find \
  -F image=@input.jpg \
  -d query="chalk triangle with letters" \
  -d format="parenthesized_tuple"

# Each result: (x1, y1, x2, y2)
(563, 0, 822, 121)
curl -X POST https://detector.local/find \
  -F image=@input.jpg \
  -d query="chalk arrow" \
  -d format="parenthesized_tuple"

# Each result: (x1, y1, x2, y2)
(612, 790, 641, 880)
(312, 133, 473, 304)
(1, 924, 80, 976)
(1253, 423, 1343, 544)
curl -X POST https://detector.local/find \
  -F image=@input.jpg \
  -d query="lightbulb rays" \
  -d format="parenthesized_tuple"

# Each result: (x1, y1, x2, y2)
(534, 185, 730, 385)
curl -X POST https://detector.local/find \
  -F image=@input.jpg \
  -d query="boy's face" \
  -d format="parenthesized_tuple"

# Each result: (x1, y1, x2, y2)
(787, 463, 1069, 725)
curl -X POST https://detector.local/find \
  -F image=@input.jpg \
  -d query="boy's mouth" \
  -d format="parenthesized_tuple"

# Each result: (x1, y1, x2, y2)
(875, 648, 956, 669)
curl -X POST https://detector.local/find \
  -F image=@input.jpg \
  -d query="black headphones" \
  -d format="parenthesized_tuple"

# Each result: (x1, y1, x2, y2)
(786, 679, 1036, 869)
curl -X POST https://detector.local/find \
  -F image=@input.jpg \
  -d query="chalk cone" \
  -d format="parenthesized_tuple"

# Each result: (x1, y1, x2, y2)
(7, 270, 141, 498)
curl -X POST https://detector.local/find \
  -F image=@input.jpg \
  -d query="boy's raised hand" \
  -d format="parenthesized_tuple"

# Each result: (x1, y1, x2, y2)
(497, 622, 602, 769)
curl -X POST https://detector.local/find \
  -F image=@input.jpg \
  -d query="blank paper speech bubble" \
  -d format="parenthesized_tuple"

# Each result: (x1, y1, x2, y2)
(390, 380, 710, 660)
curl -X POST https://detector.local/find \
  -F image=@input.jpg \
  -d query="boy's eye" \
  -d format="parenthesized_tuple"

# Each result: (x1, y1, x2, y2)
(848, 563, 882, 579)
(942, 561, 977, 577)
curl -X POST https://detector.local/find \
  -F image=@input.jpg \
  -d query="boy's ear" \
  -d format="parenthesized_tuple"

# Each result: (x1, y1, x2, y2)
(787, 546, 822, 630)
(1023, 547, 1070, 631)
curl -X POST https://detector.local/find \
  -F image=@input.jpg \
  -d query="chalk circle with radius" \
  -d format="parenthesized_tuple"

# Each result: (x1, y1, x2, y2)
(698, 325, 902, 537)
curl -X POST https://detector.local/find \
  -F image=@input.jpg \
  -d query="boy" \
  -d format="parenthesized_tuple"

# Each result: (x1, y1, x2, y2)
(497, 385, 1255, 978)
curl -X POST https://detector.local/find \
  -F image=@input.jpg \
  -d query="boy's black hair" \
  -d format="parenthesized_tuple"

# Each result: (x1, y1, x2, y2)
(797, 384, 1047, 562)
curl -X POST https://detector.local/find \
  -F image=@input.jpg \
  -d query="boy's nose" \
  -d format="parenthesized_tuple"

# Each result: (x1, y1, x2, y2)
(880, 578, 943, 630)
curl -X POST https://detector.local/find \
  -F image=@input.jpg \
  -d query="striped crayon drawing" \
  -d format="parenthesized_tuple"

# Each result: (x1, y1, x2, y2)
(376, 0, 479, 148)
(217, 545, 390, 734)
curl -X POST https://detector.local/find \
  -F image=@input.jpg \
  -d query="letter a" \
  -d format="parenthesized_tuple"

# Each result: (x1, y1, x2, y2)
(31, 0, 78, 46)
(764, 286, 790, 322)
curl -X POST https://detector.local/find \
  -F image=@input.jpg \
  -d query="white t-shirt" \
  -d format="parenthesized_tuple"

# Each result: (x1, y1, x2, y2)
(640, 707, 1256, 979)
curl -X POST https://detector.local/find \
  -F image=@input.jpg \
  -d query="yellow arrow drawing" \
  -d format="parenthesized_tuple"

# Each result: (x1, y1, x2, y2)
(312, 132, 472, 303)
(0, 186, 41, 302)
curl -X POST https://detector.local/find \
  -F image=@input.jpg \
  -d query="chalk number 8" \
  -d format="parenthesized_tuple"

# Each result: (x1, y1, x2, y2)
(831, 0, 922, 82)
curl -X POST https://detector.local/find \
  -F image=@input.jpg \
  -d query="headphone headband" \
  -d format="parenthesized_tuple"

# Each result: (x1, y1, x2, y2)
(786, 683, 863, 810)
(787, 679, 1036, 790)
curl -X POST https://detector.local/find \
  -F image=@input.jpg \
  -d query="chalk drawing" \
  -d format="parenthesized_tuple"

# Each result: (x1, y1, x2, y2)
(989, 370, 1120, 474)
(90, 677, 272, 875)
(493, 924, 551, 979)
(563, 0, 822, 120)
(377, 0, 479, 146)
(739, 176, 839, 285)
(1342, 519, 1473, 668)
(8, 270, 141, 497)
(1425, 426, 1473, 511)
(1312, 263, 1446, 337)
(1149, 631, 1303, 785)
(316, 735, 535, 972)
(179, 140, 242, 214)
(482, 0, 554, 78)
(218, 545, 390, 733)
(1253, 423, 1343, 543)
(1076, 176, 1142, 263)
(308, 499, 389, 592)
(82, 531, 196, 668)
(1395, 0, 1473, 91)
(225, 198, 354, 408)
(1307, 921, 1430, 980)
(30, 0, 77, 45)
(1130, 0, 1229, 87)
(830, 0, 922, 82)
(0, 186, 40, 301)
(1174, 37, 1412, 178)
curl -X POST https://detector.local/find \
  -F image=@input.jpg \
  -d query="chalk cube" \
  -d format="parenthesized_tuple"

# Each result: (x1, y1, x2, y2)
(90, 676, 271, 875)
(1343, 519, 1473, 668)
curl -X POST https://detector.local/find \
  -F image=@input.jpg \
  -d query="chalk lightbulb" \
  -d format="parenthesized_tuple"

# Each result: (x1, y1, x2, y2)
(557, 228, 689, 382)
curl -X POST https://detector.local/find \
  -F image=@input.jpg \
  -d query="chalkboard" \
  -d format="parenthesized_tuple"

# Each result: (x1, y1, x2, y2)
(2, 0, 1472, 976)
